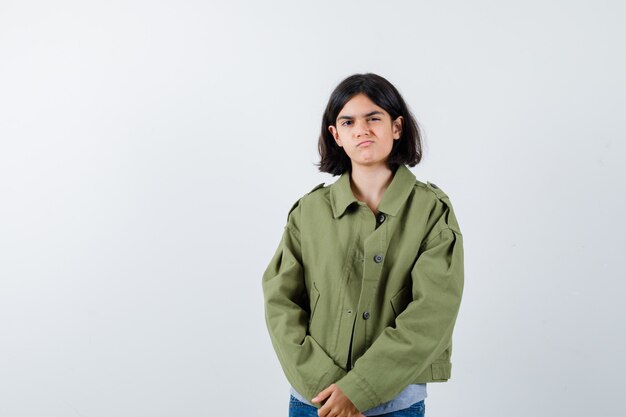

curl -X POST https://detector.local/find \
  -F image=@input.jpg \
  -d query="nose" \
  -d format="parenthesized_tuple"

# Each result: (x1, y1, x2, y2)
(353, 118, 370, 138)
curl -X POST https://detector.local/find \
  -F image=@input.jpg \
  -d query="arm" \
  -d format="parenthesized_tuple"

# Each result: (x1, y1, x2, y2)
(334, 204, 465, 412)
(262, 201, 347, 402)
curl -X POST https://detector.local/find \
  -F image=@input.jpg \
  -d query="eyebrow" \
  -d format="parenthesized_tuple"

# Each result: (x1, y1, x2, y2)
(337, 111, 385, 120)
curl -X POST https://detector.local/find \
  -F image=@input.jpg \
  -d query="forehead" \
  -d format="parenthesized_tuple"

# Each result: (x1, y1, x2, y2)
(337, 93, 388, 117)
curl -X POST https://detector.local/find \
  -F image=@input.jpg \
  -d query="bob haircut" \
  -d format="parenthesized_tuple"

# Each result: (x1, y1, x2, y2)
(317, 73, 423, 176)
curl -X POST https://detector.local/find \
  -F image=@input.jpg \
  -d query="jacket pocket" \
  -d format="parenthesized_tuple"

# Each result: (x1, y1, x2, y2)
(390, 286, 412, 318)
(309, 282, 321, 324)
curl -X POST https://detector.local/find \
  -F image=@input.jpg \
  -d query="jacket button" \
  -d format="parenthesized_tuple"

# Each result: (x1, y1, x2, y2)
(362, 311, 370, 320)
(373, 254, 383, 263)
(377, 213, 386, 223)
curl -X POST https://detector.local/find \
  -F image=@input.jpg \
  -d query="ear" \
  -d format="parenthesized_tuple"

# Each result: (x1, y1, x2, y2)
(328, 125, 343, 147)
(392, 116, 403, 140)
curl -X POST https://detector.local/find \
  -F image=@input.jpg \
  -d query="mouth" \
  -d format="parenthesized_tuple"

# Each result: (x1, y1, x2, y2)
(357, 140, 374, 147)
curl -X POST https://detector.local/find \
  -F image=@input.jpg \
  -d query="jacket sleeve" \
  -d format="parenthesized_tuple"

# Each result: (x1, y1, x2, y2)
(335, 199, 464, 412)
(262, 200, 347, 403)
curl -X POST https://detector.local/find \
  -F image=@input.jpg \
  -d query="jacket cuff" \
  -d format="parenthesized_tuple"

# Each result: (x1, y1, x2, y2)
(335, 370, 381, 412)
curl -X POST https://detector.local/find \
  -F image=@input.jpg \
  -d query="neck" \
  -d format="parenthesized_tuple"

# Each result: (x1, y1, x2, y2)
(349, 163, 395, 212)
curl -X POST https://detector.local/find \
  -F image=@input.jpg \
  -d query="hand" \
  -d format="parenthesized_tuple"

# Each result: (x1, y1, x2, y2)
(312, 384, 365, 417)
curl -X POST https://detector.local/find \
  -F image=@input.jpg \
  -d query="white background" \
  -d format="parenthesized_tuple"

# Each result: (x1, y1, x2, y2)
(1, 1, 625, 416)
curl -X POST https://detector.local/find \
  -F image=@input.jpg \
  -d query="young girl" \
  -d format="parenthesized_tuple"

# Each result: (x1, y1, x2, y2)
(262, 73, 464, 417)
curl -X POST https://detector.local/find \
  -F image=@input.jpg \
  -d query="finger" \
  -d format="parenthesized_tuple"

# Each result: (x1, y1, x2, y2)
(317, 402, 331, 417)
(312, 384, 335, 403)
(317, 391, 338, 417)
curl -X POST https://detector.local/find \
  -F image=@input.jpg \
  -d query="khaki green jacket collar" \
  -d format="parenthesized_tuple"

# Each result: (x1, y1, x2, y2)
(330, 164, 417, 218)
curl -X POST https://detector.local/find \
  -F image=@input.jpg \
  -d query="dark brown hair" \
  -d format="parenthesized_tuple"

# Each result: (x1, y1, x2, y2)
(317, 73, 423, 176)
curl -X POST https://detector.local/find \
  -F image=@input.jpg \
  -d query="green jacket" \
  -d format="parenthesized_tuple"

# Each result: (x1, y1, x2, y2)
(262, 164, 464, 412)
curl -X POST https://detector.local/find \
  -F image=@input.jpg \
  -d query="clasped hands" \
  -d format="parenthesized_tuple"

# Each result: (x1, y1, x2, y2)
(312, 383, 365, 417)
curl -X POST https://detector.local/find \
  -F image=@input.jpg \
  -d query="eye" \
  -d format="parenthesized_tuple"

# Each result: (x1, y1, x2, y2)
(369, 117, 380, 122)
(341, 120, 353, 126)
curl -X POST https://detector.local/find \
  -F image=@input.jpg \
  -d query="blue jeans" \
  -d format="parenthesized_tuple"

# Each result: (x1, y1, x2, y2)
(288, 395, 425, 417)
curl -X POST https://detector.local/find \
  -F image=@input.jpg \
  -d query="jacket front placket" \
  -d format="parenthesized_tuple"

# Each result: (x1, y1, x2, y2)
(349, 201, 389, 368)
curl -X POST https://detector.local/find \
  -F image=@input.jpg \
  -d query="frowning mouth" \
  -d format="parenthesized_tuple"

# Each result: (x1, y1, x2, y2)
(357, 140, 374, 147)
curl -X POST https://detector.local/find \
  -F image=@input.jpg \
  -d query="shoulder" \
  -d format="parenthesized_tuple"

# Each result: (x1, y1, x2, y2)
(414, 179, 462, 234)
(286, 182, 327, 220)
(414, 178, 450, 202)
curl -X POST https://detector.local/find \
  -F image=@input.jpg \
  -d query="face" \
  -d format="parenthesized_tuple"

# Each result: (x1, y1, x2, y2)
(328, 93, 403, 171)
